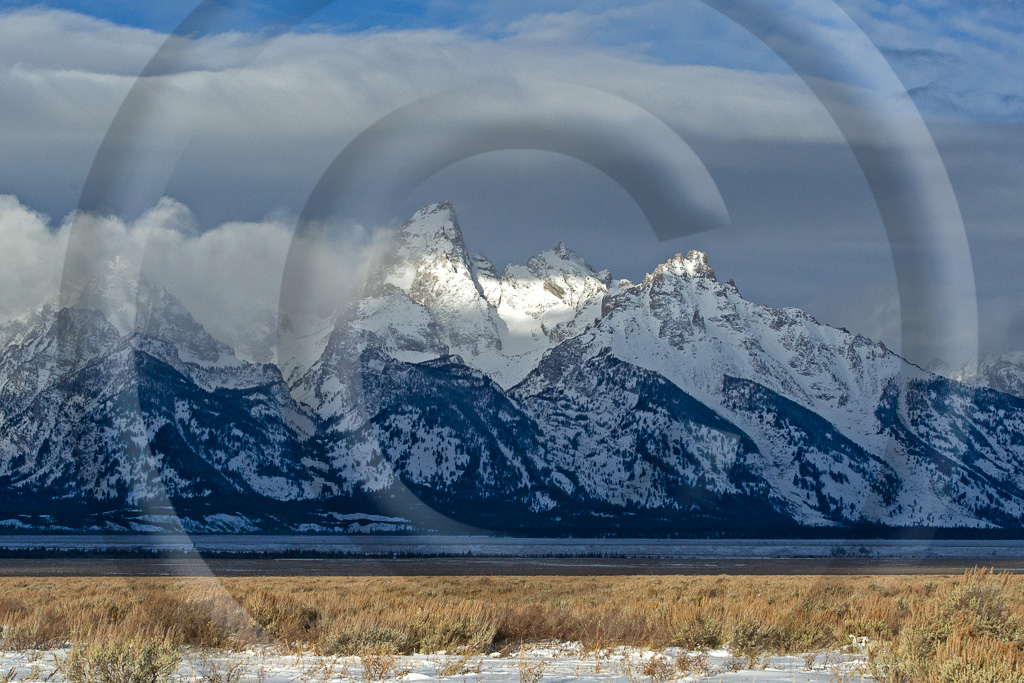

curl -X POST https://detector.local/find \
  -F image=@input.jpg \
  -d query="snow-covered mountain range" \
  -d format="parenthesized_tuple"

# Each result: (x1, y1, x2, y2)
(2, 201, 1024, 535)
(932, 352, 1024, 402)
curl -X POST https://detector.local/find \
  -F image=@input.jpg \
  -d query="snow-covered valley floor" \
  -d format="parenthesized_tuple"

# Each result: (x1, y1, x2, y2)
(0, 643, 874, 682)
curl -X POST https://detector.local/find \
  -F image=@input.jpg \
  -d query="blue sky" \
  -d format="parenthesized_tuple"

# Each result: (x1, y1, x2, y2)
(0, 0, 1022, 366)
(1, 0, 1021, 120)
(0, 1, 529, 37)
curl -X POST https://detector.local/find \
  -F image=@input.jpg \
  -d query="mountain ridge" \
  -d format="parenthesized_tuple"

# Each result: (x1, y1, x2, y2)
(2, 201, 1024, 535)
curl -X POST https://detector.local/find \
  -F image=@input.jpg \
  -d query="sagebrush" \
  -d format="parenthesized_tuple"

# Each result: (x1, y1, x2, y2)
(0, 569, 1022, 681)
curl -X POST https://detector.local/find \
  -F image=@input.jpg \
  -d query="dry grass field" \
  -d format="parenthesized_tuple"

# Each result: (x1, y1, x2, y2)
(1, 569, 1023, 681)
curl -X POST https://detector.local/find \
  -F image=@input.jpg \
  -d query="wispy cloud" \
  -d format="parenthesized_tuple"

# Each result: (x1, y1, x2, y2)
(837, 0, 1024, 120)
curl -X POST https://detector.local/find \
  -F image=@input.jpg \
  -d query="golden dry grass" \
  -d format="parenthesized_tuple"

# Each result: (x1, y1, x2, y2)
(1, 569, 1022, 681)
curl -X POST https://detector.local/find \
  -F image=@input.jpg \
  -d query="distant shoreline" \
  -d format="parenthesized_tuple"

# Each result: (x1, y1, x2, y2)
(1, 535, 1023, 561)
(3, 556, 1024, 577)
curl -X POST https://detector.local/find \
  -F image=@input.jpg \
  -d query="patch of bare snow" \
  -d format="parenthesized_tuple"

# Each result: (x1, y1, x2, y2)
(0, 642, 874, 682)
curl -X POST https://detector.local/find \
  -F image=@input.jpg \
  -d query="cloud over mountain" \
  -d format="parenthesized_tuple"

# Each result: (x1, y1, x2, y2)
(0, 194, 376, 363)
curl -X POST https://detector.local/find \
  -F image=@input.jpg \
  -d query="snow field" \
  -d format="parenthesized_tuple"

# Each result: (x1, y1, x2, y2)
(0, 642, 874, 683)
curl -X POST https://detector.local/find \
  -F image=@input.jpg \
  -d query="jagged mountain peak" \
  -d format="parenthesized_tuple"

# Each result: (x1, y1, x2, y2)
(370, 200, 474, 293)
(394, 203, 598, 284)
(648, 250, 717, 283)
(392, 203, 600, 290)
(403, 200, 456, 227)
(523, 242, 600, 281)
(68, 255, 142, 324)
(71, 256, 168, 329)
(398, 200, 465, 246)
(945, 350, 1024, 399)
(341, 202, 502, 376)
(67, 257, 235, 366)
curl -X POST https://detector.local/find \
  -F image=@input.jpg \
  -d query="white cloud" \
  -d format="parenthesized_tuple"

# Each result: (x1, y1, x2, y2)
(0, 194, 375, 364)
(0, 196, 68, 319)
(0, 7, 848, 150)
(0, 8, 161, 75)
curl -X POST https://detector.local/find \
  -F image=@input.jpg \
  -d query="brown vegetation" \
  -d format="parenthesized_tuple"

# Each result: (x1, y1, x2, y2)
(0, 569, 1022, 681)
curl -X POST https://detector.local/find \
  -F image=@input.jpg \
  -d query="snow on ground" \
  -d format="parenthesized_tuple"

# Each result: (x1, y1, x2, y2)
(0, 642, 874, 682)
